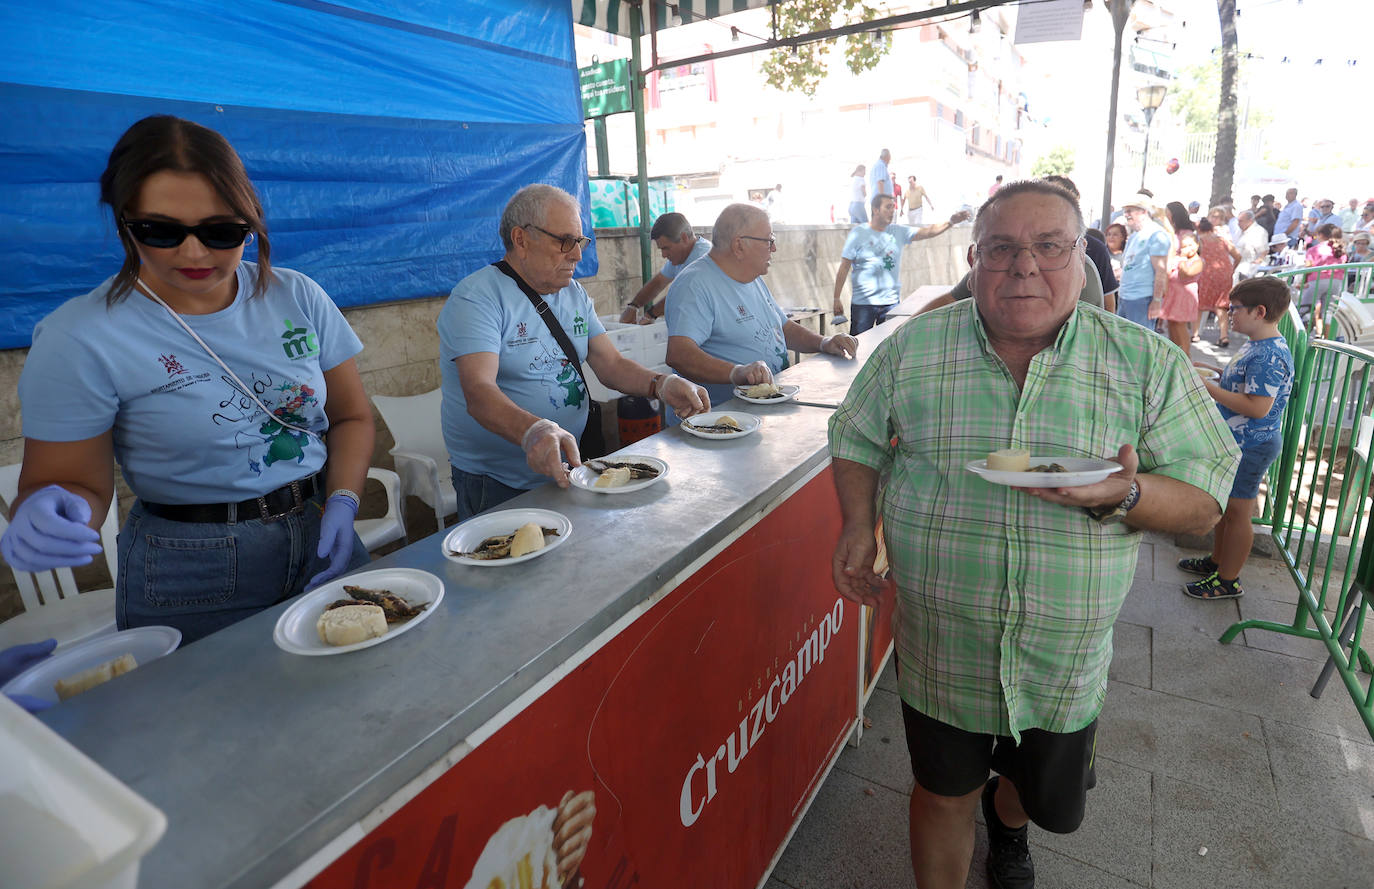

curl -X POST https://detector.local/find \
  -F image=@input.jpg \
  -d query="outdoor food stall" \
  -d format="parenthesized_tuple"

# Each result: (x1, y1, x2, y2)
(29, 321, 903, 889)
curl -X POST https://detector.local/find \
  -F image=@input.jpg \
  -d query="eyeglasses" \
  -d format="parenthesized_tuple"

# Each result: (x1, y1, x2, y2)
(739, 235, 777, 249)
(1227, 304, 1256, 315)
(122, 216, 253, 250)
(527, 225, 591, 254)
(974, 238, 1083, 271)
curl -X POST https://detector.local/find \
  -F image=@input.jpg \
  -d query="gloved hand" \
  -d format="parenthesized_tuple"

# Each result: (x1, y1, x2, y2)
(729, 361, 773, 386)
(522, 419, 580, 487)
(0, 638, 57, 715)
(0, 485, 102, 572)
(308, 493, 359, 589)
(657, 373, 710, 419)
(819, 334, 860, 360)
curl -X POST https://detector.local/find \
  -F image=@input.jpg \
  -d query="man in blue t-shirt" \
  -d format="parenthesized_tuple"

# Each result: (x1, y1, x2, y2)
(868, 149, 892, 202)
(1117, 193, 1170, 328)
(833, 193, 972, 334)
(666, 203, 860, 405)
(439, 185, 709, 520)
(618, 212, 710, 323)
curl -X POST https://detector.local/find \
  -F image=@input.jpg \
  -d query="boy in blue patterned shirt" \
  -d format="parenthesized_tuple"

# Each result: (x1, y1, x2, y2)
(1181, 277, 1295, 598)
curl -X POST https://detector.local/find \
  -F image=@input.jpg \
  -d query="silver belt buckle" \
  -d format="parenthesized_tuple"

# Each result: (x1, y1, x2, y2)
(257, 480, 305, 522)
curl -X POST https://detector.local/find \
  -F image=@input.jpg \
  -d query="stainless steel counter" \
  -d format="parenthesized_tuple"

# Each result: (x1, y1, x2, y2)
(39, 320, 902, 889)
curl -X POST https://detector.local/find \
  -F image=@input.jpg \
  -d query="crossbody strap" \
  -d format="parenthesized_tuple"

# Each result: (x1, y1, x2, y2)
(492, 261, 592, 394)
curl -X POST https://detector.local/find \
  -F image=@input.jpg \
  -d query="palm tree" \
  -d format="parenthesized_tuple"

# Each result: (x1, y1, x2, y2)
(1209, 0, 1239, 207)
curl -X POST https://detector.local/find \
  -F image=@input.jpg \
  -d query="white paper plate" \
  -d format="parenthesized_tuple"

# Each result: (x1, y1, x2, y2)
(681, 411, 762, 440)
(569, 455, 669, 494)
(1195, 367, 1220, 381)
(1, 626, 182, 704)
(733, 384, 800, 404)
(965, 457, 1123, 488)
(443, 508, 572, 566)
(273, 568, 444, 656)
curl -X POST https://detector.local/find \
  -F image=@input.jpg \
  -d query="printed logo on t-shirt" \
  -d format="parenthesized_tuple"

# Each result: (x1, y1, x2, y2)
(517, 321, 529, 338)
(573, 313, 587, 337)
(280, 318, 320, 361)
(528, 345, 586, 410)
(159, 354, 188, 376)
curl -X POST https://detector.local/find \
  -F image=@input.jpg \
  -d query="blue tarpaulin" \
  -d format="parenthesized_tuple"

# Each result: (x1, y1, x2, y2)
(0, 1, 595, 349)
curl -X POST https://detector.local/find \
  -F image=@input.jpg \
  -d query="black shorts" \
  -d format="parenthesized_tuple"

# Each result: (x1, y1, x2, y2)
(901, 701, 1098, 834)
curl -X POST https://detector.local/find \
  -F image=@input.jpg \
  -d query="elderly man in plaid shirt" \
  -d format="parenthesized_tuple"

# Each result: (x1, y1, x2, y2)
(828, 180, 1238, 889)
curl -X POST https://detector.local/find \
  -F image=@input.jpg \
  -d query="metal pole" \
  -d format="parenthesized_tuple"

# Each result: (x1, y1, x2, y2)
(1139, 111, 1152, 191)
(630, 4, 652, 285)
(1100, 0, 1134, 228)
(593, 117, 609, 177)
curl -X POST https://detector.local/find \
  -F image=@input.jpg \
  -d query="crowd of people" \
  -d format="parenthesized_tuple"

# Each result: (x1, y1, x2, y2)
(0, 116, 1332, 889)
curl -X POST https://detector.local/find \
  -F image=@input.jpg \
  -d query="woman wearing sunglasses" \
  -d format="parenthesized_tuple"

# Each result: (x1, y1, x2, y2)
(0, 115, 373, 645)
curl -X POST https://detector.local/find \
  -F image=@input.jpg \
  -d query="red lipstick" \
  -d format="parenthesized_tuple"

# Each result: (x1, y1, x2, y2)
(178, 268, 215, 280)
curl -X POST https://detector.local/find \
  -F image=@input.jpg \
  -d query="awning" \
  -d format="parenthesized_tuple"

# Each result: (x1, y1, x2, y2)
(575, 0, 773, 37)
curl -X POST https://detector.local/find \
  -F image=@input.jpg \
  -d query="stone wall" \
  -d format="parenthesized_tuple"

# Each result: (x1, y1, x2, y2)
(0, 222, 970, 558)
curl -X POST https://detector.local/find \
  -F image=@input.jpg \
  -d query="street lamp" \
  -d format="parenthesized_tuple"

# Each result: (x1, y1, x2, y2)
(1136, 84, 1167, 190)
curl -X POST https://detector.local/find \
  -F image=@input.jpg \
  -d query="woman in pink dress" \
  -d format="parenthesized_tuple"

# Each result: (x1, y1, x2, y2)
(1196, 218, 1240, 346)
(1161, 229, 1203, 354)
(1300, 223, 1344, 323)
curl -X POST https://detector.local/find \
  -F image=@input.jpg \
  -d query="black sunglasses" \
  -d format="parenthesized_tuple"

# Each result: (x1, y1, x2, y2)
(122, 216, 253, 250)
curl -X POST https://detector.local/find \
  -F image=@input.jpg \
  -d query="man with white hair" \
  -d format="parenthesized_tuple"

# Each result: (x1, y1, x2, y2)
(869, 148, 892, 200)
(1117, 192, 1170, 328)
(439, 184, 709, 519)
(666, 203, 859, 405)
(1275, 187, 1304, 247)
(829, 180, 1237, 889)
(1234, 209, 1269, 279)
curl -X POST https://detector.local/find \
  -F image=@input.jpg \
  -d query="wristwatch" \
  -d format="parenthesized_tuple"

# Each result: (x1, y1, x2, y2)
(1089, 479, 1140, 525)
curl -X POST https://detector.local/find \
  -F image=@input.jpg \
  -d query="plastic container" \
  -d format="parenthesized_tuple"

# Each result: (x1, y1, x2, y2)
(641, 320, 669, 366)
(617, 396, 663, 446)
(0, 695, 167, 889)
(596, 316, 645, 364)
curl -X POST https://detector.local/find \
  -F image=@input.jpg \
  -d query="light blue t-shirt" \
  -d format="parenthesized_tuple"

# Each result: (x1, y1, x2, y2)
(842, 224, 913, 306)
(665, 256, 789, 405)
(661, 237, 711, 281)
(19, 262, 362, 504)
(1118, 222, 1170, 302)
(1217, 335, 1294, 450)
(868, 158, 891, 199)
(439, 264, 607, 491)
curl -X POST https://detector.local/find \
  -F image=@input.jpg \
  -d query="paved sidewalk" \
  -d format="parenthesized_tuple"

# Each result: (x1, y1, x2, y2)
(767, 532, 1374, 889)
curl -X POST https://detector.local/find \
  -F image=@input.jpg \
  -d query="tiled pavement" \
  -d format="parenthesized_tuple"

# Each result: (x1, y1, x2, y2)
(766, 532, 1374, 889)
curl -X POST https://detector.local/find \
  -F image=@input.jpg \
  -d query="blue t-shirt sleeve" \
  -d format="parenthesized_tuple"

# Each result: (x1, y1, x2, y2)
(664, 271, 717, 345)
(20, 314, 119, 441)
(840, 227, 863, 261)
(1147, 230, 1171, 256)
(440, 275, 505, 363)
(293, 271, 363, 371)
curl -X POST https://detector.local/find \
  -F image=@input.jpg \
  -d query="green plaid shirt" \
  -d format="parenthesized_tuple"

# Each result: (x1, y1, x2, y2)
(830, 300, 1238, 740)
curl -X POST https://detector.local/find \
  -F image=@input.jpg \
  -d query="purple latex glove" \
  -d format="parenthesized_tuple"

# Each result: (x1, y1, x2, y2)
(0, 485, 101, 572)
(0, 638, 57, 714)
(308, 493, 359, 589)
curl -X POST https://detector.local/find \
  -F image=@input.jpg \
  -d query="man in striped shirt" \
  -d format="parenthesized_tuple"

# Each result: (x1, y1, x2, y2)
(828, 181, 1238, 889)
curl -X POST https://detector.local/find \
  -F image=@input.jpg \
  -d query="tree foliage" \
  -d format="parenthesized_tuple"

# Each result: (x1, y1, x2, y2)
(1031, 145, 1076, 178)
(1171, 50, 1271, 134)
(761, 1, 890, 97)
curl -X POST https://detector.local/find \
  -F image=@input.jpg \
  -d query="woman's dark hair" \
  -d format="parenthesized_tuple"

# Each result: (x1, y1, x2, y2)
(99, 115, 271, 304)
(1165, 200, 1194, 232)
(1197, 218, 1214, 233)
(1105, 222, 1128, 248)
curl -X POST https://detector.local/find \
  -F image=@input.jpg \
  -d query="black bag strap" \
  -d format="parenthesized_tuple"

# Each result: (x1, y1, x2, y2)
(492, 260, 592, 395)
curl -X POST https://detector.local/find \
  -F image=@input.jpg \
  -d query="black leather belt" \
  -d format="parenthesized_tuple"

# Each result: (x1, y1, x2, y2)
(141, 474, 320, 523)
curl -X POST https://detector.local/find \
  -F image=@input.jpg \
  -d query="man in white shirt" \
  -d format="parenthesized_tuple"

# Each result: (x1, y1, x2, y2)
(1235, 210, 1269, 279)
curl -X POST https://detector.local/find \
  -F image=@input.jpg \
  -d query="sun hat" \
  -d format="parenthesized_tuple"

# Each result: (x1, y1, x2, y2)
(1268, 233, 1289, 247)
(1117, 191, 1155, 214)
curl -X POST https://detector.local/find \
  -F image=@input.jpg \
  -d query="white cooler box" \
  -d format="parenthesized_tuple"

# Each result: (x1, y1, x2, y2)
(0, 695, 167, 889)
(597, 316, 645, 365)
(641, 320, 669, 366)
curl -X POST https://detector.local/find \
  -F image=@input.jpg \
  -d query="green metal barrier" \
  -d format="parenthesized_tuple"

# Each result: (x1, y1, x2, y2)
(1256, 306, 1310, 525)
(1263, 261, 1374, 337)
(1221, 338, 1374, 741)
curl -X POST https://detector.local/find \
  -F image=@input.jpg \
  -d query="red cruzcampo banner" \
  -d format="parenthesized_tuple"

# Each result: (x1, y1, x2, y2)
(309, 471, 858, 889)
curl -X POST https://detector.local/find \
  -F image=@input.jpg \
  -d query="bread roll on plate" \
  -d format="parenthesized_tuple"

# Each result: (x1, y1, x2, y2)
(986, 448, 1030, 472)
(54, 653, 138, 701)
(509, 522, 546, 558)
(317, 604, 388, 646)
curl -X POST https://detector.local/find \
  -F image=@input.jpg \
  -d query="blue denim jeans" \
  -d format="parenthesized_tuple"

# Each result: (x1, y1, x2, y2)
(116, 489, 369, 645)
(452, 466, 528, 523)
(1117, 297, 1152, 328)
(850, 303, 894, 335)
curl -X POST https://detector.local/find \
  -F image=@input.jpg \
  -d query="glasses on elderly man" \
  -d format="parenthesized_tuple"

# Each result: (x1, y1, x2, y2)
(739, 234, 777, 249)
(527, 225, 591, 254)
(974, 238, 1083, 271)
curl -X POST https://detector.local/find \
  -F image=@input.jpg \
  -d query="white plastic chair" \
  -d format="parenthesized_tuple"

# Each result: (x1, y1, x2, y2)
(371, 390, 457, 529)
(354, 467, 407, 553)
(0, 464, 119, 650)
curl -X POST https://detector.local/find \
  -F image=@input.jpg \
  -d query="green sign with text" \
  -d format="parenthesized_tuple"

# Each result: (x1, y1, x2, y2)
(580, 59, 632, 119)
